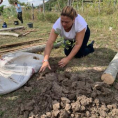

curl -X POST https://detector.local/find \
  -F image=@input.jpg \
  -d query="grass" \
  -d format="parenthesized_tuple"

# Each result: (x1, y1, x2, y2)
(0, 7, 118, 118)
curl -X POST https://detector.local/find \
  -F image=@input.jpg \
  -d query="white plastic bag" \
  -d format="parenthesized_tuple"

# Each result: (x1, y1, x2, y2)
(0, 52, 44, 95)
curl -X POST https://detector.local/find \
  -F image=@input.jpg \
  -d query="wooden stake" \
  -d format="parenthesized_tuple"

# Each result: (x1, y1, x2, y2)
(0, 38, 43, 48)
(0, 26, 24, 31)
(101, 53, 118, 84)
(0, 32, 20, 37)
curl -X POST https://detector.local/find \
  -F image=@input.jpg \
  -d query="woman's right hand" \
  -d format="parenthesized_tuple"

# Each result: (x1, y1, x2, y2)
(39, 61, 51, 72)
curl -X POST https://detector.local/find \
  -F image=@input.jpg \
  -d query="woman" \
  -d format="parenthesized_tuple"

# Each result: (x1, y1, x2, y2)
(40, 6, 94, 72)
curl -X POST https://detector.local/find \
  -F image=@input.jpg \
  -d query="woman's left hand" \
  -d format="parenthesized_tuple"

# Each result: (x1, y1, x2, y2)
(58, 57, 70, 67)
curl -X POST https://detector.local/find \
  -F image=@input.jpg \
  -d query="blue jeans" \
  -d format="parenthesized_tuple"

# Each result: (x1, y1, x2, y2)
(64, 26, 94, 58)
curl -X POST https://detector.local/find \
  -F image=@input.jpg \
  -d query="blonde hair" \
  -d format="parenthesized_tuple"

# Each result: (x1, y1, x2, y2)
(61, 6, 77, 20)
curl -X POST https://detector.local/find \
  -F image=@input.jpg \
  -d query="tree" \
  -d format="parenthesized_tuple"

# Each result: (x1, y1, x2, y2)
(0, 5, 4, 15)
(67, 0, 72, 6)
(8, 0, 18, 4)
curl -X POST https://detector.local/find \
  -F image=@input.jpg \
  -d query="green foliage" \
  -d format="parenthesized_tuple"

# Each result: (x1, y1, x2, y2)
(8, 0, 27, 6)
(8, 0, 18, 4)
(41, 0, 68, 11)
(23, 9, 31, 20)
(0, 5, 4, 15)
(2, 6, 17, 22)
(75, 0, 117, 16)
(18, 2, 26, 6)
(44, 12, 59, 23)
(24, 2, 32, 10)
(37, 13, 45, 21)
(38, 12, 59, 23)
(57, 39, 75, 50)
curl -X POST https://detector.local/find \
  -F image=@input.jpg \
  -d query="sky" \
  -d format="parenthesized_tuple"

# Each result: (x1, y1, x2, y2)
(0, 0, 48, 6)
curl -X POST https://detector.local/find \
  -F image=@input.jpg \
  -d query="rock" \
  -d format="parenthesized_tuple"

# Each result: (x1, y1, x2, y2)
(24, 86, 33, 92)
(52, 100, 60, 110)
(65, 103, 71, 111)
(52, 110, 60, 117)
(59, 110, 69, 118)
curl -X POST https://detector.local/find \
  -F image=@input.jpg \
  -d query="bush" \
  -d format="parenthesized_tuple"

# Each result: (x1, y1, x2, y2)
(23, 10, 31, 20)
(2, 6, 16, 19)
(38, 12, 59, 23)
(37, 12, 45, 21)
(45, 12, 59, 23)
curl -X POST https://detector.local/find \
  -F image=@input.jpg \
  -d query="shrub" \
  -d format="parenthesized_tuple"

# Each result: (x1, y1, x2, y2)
(37, 12, 45, 21)
(23, 10, 31, 20)
(45, 12, 59, 23)
(37, 12, 59, 23)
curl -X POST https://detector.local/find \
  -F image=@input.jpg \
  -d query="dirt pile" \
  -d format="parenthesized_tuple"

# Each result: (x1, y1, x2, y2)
(18, 72, 118, 118)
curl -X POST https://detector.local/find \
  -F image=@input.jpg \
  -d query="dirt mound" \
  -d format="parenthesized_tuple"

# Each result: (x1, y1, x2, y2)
(17, 72, 118, 118)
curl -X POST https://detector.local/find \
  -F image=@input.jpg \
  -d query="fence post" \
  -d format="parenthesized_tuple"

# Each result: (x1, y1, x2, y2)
(98, 0, 101, 14)
(72, 0, 75, 7)
(76, 0, 79, 9)
(32, 3, 34, 20)
(82, 0, 84, 12)
(114, 0, 117, 9)
(57, 0, 61, 11)
(43, 0, 45, 14)
(67, 0, 71, 6)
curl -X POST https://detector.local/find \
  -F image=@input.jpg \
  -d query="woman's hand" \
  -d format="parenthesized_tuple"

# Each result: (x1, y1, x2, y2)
(39, 61, 51, 72)
(58, 57, 70, 67)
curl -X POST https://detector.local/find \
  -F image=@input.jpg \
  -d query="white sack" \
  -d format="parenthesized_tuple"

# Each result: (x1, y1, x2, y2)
(0, 52, 44, 95)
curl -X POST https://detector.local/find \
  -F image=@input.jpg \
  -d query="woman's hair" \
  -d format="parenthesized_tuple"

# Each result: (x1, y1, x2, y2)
(61, 6, 77, 20)
(14, 2, 17, 4)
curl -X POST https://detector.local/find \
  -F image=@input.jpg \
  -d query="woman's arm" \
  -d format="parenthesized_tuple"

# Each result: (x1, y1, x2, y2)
(67, 28, 86, 60)
(58, 28, 86, 67)
(39, 28, 58, 72)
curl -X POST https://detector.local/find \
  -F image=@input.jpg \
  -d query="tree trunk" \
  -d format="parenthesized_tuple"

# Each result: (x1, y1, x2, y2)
(0, 32, 20, 37)
(0, 38, 43, 49)
(98, 0, 101, 14)
(82, 0, 84, 12)
(20, 41, 63, 53)
(57, 0, 61, 11)
(101, 53, 118, 84)
(32, 3, 34, 20)
(0, 26, 24, 31)
(67, 0, 71, 6)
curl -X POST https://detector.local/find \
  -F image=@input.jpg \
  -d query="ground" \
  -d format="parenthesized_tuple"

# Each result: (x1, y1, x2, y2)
(0, 12, 118, 118)
(0, 48, 118, 118)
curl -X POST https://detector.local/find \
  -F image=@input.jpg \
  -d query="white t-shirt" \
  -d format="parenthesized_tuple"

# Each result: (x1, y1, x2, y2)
(53, 14, 87, 41)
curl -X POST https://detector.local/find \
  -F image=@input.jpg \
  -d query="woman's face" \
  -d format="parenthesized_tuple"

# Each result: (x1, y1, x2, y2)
(61, 15, 75, 31)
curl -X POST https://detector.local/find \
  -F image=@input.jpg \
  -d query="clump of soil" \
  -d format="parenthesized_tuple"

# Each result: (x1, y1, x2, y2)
(17, 70, 118, 118)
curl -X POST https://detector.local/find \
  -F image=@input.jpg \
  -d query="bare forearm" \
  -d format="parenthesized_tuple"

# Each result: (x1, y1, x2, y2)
(66, 28, 85, 61)
(44, 42, 53, 60)
(67, 44, 81, 60)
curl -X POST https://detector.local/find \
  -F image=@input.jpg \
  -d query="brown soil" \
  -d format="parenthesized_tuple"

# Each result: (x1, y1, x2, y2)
(16, 64, 118, 118)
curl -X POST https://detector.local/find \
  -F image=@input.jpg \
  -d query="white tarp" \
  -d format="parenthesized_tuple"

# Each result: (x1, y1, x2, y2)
(0, 52, 44, 95)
